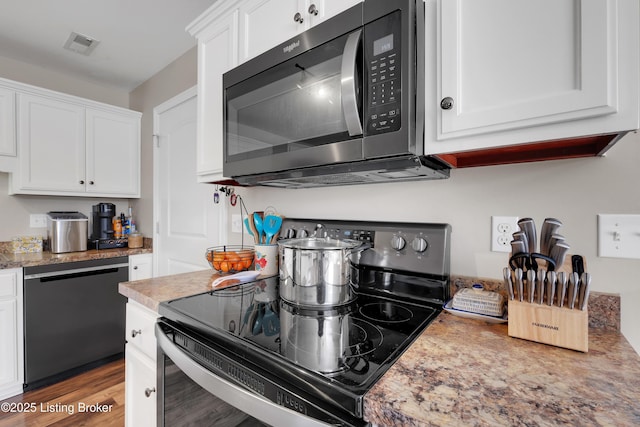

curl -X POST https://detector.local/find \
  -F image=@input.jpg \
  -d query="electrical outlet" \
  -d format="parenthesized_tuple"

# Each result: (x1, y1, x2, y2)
(598, 214, 640, 259)
(30, 214, 47, 228)
(491, 216, 520, 252)
(231, 214, 243, 233)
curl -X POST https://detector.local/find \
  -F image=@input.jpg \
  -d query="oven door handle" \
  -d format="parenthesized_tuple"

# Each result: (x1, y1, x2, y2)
(341, 29, 363, 137)
(155, 324, 335, 427)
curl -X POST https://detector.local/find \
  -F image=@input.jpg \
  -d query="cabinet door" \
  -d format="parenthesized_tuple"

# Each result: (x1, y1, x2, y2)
(0, 87, 16, 157)
(16, 93, 85, 192)
(239, 0, 301, 63)
(129, 254, 153, 281)
(437, 0, 616, 139)
(0, 268, 22, 401)
(196, 9, 238, 181)
(307, 0, 361, 27)
(125, 345, 157, 427)
(0, 300, 18, 393)
(86, 108, 140, 197)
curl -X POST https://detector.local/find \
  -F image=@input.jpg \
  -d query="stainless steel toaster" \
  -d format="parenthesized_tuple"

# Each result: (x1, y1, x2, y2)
(47, 211, 88, 253)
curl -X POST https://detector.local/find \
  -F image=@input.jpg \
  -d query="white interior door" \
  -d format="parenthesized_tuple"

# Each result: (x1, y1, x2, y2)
(153, 87, 226, 276)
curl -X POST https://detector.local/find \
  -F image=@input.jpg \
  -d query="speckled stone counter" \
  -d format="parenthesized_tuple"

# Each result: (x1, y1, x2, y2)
(119, 268, 218, 312)
(0, 239, 152, 269)
(364, 313, 640, 426)
(0, 247, 152, 269)
(118, 271, 640, 426)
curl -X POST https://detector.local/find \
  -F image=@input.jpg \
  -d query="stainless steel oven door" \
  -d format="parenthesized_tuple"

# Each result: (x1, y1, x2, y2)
(156, 322, 343, 427)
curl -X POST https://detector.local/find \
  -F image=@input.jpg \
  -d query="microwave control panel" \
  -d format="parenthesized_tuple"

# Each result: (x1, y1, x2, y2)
(365, 10, 401, 135)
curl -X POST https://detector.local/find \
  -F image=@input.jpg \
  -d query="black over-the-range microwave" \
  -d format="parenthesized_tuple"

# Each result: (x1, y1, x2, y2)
(222, 0, 450, 188)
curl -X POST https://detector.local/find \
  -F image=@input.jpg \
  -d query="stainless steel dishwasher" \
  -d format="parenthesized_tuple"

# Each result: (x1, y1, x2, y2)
(23, 256, 129, 390)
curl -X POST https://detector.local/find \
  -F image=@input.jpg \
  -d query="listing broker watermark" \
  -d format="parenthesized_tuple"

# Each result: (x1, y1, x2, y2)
(1, 401, 114, 415)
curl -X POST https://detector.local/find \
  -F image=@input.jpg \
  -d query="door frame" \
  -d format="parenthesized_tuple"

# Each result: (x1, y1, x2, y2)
(152, 86, 228, 277)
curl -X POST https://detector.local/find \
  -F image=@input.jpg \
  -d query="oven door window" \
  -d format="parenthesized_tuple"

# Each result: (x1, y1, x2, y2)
(225, 30, 363, 163)
(162, 354, 268, 427)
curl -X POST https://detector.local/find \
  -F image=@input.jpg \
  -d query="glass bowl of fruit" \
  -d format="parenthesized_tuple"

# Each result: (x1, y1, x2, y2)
(206, 246, 255, 274)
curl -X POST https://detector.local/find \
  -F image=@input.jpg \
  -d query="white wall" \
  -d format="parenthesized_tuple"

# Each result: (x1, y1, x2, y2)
(0, 56, 129, 107)
(235, 131, 640, 354)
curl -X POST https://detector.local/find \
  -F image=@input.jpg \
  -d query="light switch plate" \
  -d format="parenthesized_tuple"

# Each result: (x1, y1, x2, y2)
(597, 214, 640, 259)
(231, 214, 243, 233)
(30, 214, 47, 228)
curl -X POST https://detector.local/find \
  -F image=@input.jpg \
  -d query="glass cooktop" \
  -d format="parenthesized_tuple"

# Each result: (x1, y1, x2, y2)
(159, 275, 439, 394)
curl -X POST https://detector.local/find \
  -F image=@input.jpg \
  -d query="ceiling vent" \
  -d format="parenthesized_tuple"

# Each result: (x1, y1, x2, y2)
(63, 32, 100, 56)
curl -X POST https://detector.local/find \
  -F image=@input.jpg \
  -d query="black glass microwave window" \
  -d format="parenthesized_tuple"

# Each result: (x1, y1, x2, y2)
(364, 10, 402, 136)
(225, 31, 363, 162)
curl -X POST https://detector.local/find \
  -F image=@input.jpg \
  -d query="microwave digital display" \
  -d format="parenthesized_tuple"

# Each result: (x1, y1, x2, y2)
(373, 34, 393, 56)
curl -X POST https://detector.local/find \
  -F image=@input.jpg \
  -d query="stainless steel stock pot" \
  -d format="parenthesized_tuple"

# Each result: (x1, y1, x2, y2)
(278, 237, 367, 307)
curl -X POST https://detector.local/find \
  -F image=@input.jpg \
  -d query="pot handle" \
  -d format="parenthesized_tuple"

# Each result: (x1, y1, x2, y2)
(348, 241, 371, 265)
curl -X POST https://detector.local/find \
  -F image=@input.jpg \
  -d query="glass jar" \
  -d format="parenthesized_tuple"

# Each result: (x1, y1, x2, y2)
(128, 232, 144, 249)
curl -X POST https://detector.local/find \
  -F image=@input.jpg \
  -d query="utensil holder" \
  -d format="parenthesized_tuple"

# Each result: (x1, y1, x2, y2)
(507, 253, 588, 352)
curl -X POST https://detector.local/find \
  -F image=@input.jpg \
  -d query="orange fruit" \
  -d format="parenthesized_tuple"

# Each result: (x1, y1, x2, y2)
(220, 261, 231, 272)
(212, 261, 221, 270)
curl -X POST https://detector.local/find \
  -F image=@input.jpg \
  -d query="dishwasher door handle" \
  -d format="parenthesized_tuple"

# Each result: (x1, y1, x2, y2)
(24, 262, 129, 281)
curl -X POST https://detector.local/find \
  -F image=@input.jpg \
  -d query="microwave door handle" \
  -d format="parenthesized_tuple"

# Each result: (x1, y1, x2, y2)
(341, 29, 363, 136)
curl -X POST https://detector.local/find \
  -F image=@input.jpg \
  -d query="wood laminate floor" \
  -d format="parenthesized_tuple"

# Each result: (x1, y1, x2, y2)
(0, 359, 125, 427)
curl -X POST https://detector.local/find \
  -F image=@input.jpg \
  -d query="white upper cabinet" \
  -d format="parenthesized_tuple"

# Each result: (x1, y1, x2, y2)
(15, 93, 86, 193)
(0, 87, 16, 158)
(425, 0, 640, 156)
(188, 1, 240, 183)
(239, 0, 362, 62)
(86, 108, 140, 196)
(9, 85, 141, 197)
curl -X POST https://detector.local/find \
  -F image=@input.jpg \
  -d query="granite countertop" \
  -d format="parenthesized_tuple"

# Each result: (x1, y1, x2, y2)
(364, 313, 640, 426)
(118, 268, 216, 312)
(0, 242, 152, 269)
(119, 271, 640, 426)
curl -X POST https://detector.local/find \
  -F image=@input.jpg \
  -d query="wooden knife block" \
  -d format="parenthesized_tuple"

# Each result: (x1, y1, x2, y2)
(508, 301, 588, 352)
(507, 253, 588, 352)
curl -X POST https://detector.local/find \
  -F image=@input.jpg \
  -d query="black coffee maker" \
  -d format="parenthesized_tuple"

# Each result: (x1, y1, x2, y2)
(90, 203, 127, 249)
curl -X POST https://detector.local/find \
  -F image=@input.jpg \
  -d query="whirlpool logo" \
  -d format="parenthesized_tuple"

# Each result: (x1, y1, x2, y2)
(283, 40, 300, 54)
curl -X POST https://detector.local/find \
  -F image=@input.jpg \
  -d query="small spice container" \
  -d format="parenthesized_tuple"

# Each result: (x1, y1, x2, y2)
(128, 232, 144, 248)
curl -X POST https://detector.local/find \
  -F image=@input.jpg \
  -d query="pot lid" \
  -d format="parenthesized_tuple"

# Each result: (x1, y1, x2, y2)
(278, 237, 363, 250)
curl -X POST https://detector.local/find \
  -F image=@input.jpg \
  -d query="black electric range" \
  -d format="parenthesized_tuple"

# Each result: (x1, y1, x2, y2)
(158, 219, 451, 426)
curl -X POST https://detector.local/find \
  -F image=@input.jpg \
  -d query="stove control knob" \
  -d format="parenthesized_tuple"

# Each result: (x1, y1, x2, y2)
(412, 237, 429, 253)
(283, 228, 296, 239)
(391, 234, 406, 251)
(297, 229, 309, 238)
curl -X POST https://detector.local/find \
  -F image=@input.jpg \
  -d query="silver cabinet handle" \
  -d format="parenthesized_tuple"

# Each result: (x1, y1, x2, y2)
(144, 387, 156, 398)
(440, 97, 454, 110)
(308, 4, 318, 15)
(341, 29, 363, 136)
(293, 12, 303, 23)
(131, 329, 142, 338)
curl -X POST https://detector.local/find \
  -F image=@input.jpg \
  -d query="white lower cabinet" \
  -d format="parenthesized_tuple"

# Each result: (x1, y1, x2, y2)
(0, 268, 23, 400)
(125, 300, 159, 427)
(129, 254, 153, 281)
(125, 344, 157, 427)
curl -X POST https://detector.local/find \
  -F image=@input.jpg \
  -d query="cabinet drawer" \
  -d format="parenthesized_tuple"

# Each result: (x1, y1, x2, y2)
(0, 270, 18, 298)
(126, 301, 159, 361)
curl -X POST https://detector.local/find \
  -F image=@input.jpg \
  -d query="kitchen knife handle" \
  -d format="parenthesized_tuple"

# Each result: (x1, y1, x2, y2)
(572, 255, 585, 277)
